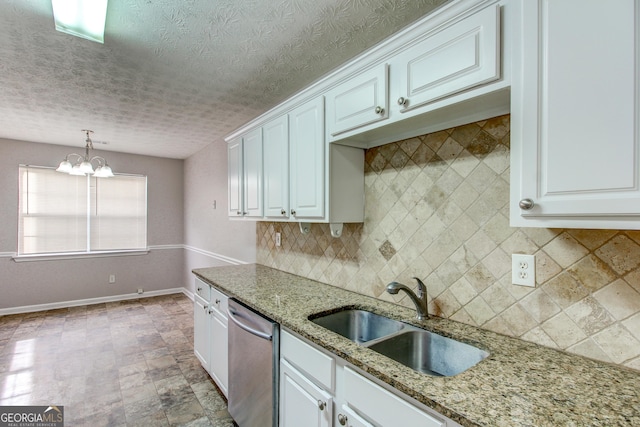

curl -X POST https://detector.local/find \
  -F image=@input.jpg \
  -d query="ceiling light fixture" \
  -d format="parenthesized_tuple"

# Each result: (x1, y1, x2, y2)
(51, 0, 108, 44)
(56, 130, 114, 178)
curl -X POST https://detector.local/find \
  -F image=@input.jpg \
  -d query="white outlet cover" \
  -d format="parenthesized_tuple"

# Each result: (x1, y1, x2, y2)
(512, 254, 535, 287)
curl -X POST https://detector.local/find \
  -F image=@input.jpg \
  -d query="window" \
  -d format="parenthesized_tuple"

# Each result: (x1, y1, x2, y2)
(18, 165, 147, 255)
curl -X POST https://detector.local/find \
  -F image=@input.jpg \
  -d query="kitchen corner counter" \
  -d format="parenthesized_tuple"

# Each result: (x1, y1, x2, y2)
(193, 264, 640, 426)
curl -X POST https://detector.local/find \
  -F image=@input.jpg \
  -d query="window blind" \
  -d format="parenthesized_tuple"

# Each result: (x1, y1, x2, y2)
(18, 165, 147, 255)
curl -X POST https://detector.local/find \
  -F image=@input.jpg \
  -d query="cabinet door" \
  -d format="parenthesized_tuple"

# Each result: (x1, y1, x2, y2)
(263, 115, 290, 219)
(511, 0, 640, 228)
(242, 128, 263, 218)
(337, 405, 374, 427)
(227, 138, 243, 217)
(394, 5, 500, 112)
(280, 359, 333, 427)
(289, 97, 325, 220)
(210, 312, 228, 397)
(193, 295, 209, 368)
(326, 64, 389, 138)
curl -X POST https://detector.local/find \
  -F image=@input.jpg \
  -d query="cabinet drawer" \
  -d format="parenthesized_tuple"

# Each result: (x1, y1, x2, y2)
(281, 330, 335, 392)
(210, 286, 229, 318)
(344, 367, 444, 427)
(195, 278, 211, 302)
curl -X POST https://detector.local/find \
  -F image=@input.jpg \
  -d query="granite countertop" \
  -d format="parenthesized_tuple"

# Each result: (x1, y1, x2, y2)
(193, 264, 640, 426)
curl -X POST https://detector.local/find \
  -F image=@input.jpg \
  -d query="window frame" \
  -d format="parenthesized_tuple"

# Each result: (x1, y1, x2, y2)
(14, 165, 148, 261)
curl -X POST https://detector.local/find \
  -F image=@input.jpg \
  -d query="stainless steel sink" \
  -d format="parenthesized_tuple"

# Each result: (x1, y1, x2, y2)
(368, 330, 489, 377)
(310, 309, 406, 344)
(310, 308, 489, 376)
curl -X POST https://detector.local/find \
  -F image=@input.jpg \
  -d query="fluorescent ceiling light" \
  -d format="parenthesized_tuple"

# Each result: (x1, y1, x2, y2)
(51, 0, 108, 43)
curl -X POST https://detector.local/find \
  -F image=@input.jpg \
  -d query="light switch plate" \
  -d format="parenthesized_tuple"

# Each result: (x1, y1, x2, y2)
(275, 232, 281, 247)
(512, 254, 535, 287)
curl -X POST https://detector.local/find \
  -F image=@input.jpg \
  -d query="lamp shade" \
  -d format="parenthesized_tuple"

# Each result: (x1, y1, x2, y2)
(56, 160, 73, 173)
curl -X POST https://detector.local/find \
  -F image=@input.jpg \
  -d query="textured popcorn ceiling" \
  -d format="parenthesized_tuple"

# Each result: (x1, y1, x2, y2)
(0, 0, 448, 159)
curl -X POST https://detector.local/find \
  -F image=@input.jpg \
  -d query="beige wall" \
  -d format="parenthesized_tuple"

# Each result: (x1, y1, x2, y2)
(0, 138, 185, 309)
(183, 139, 256, 291)
(257, 114, 640, 372)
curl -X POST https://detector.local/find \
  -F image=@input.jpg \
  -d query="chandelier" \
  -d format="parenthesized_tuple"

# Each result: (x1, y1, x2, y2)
(56, 130, 114, 177)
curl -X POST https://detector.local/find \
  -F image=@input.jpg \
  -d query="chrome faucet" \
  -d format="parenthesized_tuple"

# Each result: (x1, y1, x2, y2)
(386, 277, 428, 320)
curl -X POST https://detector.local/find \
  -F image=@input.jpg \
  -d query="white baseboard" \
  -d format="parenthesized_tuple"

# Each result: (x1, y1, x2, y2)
(0, 287, 192, 316)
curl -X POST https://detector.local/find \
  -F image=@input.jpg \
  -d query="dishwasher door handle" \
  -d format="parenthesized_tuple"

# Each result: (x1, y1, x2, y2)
(227, 307, 273, 341)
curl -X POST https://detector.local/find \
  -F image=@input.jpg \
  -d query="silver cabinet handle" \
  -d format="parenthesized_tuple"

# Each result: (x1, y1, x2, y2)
(338, 413, 348, 425)
(317, 400, 326, 411)
(397, 96, 408, 106)
(519, 198, 534, 210)
(374, 106, 384, 114)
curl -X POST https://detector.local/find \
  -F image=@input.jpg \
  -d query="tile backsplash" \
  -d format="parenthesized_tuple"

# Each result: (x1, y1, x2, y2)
(256, 114, 640, 372)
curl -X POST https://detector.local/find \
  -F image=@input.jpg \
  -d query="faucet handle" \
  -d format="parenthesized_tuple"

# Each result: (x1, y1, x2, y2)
(412, 277, 426, 295)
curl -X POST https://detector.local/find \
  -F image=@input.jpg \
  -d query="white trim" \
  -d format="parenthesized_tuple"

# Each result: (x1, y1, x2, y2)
(183, 245, 248, 266)
(148, 244, 183, 251)
(0, 287, 190, 316)
(0, 252, 14, 258)
(12, 249, 150, 262)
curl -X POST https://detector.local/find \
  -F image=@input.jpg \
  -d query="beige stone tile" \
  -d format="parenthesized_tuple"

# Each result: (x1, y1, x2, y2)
(564, 296, 615, 335)
(449, 180, 480, 210)
(449, 245, 478, 273)
(622, 313, 640, 341)
(449, 213, 478, 242)
(522, 227, 562, 247)
(449, 277, 478, 306)
(480, 282, 515, 315)
(464, 230, 497, 261)
(625, 357, 640, 371)
(482, 213, 513, 246)
(568, 229, 618, 250)
(437, 137, 464, 164)
(540, 313, 587, 349)
(449, 307, 477, 326)
(499, 230, 538, 256)
(520, 290, 561, 323)
(482, 114, 510, 139)
(542, 272, 590, 310)
(482, 143, 510, 174)
(520, 327, 558, 349)
(482, 315, 514, 336)
(542, 232, 589, 268)
(593, 279, 640, 320)
(464, 296, 495, 325)
(466, 163, 498, 193)
(595, 234, 640, 275)
(593, 324, 640, 364)
(465, 263, 497, 293)
(566, 338, 613, 364)
(432, 289, 462, 318)
(502, 303, 538, 337)
(450, 150, 480, 177)
(480, 177, 509, 210)
(566, 254, 616, 293)
(532, 250, 562, 286)
(465, 199, 497, 227)
(482, 248, 511, 280)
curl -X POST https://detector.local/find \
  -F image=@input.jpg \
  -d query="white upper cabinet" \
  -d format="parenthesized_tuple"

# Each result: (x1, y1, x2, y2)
(227, 128, 263, 218)
(392, 4, 500, 113)
(326, 64, 389, 139)
(242, 128, 263, 218)
(263, 115, 290, 219)
(289, 97, 326, 220)
(510, 0, 640, 229)
(227, 138, 243, 217)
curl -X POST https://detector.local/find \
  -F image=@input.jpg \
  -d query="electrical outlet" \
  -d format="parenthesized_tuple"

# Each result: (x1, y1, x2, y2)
(109, 274, 116, 284)
(275, 232, 281, 247)
(137, 288, 143, 294)
(512, 254, 535, 287)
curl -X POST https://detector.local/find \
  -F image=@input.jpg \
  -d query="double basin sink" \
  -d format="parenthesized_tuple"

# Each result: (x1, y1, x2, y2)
(310, 308, 489, 377)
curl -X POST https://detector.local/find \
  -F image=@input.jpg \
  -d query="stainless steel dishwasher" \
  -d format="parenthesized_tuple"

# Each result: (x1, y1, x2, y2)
(227, 298, 279, 427)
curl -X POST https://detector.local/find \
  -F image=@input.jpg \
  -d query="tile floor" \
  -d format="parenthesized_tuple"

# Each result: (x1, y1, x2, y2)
(0, 294, 234, 426)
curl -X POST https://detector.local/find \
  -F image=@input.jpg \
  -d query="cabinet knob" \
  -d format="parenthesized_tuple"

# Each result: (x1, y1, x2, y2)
(281, 209, 286, 216)
(197, 287, 202, 292)
(397, 96, 408, 106)
(242, 211, 247, 215)
(291, 209, 296, 216)
(519, 198, 535, 210)
(215, 299, 221, 305)
(236, 211, 242, 215)
(338, 413, 348, 425)
(374, 106, 384, 114)
(317, 400, 326, 411)
(203, 305, 208, 312)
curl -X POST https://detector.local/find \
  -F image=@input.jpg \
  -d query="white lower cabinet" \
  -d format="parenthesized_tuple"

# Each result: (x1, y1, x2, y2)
(280, 359, 333, 427)
(193, 278, 229, 398)
(208, 286, 229, 397)
(280, 330, 460, 427)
